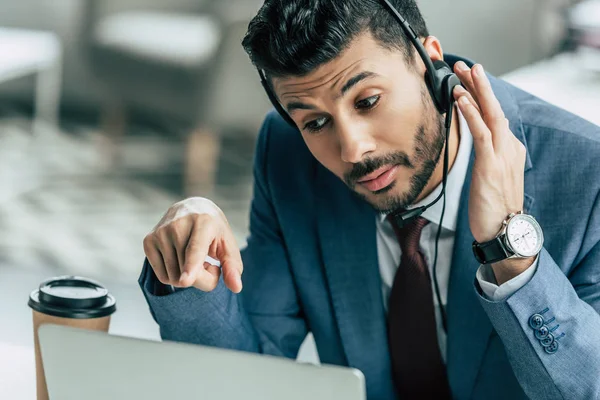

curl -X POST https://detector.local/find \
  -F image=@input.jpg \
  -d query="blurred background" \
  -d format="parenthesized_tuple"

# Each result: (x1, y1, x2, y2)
(0, 0, 599, 375)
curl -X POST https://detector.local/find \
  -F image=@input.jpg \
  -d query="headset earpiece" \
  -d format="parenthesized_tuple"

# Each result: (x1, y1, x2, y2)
(425, 60, 461, 115)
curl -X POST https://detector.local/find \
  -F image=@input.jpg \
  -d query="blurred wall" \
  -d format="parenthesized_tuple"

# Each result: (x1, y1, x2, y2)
(0, 0, 570, 116)
(419, 0, 569, 75)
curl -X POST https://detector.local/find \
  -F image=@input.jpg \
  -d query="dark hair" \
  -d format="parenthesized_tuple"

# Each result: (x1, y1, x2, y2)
(242, 0, 429, 79)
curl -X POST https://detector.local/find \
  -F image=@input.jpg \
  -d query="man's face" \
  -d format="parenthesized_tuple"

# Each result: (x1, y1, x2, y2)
(274, 32, 446, 213)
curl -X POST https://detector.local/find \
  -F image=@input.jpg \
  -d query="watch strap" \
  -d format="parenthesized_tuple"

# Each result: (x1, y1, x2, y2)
(472, 236, 513, 264)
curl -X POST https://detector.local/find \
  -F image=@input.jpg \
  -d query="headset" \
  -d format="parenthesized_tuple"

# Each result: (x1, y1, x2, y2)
(256, 0, 462, 333)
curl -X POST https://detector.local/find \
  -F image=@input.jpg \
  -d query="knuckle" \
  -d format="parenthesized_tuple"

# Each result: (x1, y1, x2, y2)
(165, 221, 180, 235)
(191, 212, 214, 227)
(488, 114, 505, 126)
(163, 255, 177, 269)
(155, 225, 169, 241)
(186, 244, 205, 261)
(473, 129, 490, 140)
(168, 225, 185, 246)
(185, 239, 200, 253)
(142, 234, 155, 253)
(156, 226, 176, 248)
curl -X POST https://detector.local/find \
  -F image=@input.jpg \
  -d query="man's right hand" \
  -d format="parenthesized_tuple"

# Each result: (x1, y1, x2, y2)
(143, 197, 243, 293)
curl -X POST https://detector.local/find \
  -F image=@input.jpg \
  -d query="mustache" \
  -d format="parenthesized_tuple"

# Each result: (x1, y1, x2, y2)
(344, 152, 415, 187)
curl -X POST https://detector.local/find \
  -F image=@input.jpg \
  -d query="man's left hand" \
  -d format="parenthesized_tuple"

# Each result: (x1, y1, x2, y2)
(452, 61, 535, 284)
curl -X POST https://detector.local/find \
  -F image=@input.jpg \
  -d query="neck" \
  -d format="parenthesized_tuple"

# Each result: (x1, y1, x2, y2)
(413, 104, 461, 204)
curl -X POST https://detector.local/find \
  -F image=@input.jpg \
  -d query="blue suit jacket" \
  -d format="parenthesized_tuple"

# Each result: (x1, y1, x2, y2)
(139, 55, 600, 399)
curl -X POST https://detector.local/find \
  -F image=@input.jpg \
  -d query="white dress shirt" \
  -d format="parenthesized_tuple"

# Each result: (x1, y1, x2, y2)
(376, 105, 539, 362)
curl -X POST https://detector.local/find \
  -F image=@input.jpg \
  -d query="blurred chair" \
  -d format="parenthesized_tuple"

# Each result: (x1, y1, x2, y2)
(81, 0, 269, 195)
(0, 27, 62, 136)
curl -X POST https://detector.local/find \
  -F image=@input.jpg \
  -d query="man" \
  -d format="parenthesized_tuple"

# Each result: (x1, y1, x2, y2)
(139, 0, 600, 399)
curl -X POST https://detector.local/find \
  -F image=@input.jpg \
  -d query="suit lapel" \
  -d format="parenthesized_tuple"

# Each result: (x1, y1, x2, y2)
(445, 147, 494, 397)
(316, 166, 395, 399)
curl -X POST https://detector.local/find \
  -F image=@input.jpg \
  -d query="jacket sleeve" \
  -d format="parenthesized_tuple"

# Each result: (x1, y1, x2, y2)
(476, 192, 600, 400)
(138, 112, 308, 359)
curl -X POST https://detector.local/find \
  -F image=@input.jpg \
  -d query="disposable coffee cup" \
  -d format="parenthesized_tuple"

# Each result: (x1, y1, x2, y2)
(28, 276, 116, 400)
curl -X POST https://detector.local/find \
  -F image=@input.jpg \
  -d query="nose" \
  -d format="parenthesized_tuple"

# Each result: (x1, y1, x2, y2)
(338, 121, 376, 164)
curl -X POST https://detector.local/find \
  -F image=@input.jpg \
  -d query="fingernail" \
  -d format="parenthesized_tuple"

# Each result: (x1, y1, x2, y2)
(474, 64, 484, 77)
(454, 85, 466, 94)
(459, 96, 470, 106)
(456, 61, 468, 71)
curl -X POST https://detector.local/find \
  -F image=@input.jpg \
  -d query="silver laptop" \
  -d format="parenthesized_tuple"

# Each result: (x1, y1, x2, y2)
(38, 324, 366, 400)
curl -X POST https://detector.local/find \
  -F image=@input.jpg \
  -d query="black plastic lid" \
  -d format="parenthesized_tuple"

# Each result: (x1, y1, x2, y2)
(28, 276, 116, 319)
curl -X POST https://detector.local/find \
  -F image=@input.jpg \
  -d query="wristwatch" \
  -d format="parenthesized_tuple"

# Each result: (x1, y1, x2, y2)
(472, 211, 544, 264)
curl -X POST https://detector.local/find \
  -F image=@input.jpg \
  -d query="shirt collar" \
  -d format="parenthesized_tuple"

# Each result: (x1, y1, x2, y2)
(379, 105, 473, 232)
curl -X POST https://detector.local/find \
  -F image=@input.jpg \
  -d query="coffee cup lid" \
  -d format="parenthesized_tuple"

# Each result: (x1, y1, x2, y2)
(28, 276, 116, 319)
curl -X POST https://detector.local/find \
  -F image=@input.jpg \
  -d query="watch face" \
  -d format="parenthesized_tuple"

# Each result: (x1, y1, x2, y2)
(506, 214, 544, 257)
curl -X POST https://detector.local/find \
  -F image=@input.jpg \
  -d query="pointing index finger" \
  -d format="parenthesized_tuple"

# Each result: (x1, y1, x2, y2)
(180, 222, 216, 287)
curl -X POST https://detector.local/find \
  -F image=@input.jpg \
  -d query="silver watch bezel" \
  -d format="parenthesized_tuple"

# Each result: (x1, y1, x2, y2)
(501, 213, 544, 258)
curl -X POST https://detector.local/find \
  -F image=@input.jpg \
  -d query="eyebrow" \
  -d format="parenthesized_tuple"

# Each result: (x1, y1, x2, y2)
(286, 101, 316, 115)
(340, 71, 378, 96)
(285, 70, 379, 115)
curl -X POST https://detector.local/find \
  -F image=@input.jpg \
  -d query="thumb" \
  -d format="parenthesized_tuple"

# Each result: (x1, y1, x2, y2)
(221, 255, 244, 294)
(219, 229, 244, 293)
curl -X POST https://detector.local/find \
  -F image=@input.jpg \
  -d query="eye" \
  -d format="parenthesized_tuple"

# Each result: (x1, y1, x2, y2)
(355, 95, 381, 110)
(303, 116, 330, 133)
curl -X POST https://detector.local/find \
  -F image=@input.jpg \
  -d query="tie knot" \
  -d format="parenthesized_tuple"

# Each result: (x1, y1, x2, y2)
(387, 214, 429, 255)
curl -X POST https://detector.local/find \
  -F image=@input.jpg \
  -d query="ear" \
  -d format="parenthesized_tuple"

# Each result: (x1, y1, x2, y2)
(422, 36, 444, 63)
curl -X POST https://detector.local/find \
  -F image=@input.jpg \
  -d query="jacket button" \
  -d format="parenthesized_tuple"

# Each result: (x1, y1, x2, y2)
(529, 314, 544, 329)
(540, 334, 554, 347)
(544, 340, 559, 354)
(535, 325, 550, 340)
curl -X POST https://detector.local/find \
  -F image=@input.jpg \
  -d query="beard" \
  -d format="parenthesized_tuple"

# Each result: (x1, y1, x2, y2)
(344, 85, 446, 214)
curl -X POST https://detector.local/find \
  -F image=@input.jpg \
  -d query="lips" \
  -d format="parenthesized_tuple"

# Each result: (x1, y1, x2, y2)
(358, 166, 394, 183)
(357, 165, 399, 192)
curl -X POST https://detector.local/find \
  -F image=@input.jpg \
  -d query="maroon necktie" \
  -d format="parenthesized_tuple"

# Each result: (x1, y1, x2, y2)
(387, 215, 452, 399)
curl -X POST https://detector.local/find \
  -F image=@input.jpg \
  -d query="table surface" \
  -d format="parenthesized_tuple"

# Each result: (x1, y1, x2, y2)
(0, 266, 161, 400)
(0, 342, 36, 399)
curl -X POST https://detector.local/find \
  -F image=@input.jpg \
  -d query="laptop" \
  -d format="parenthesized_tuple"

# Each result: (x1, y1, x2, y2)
(38, 324, 366, 400)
